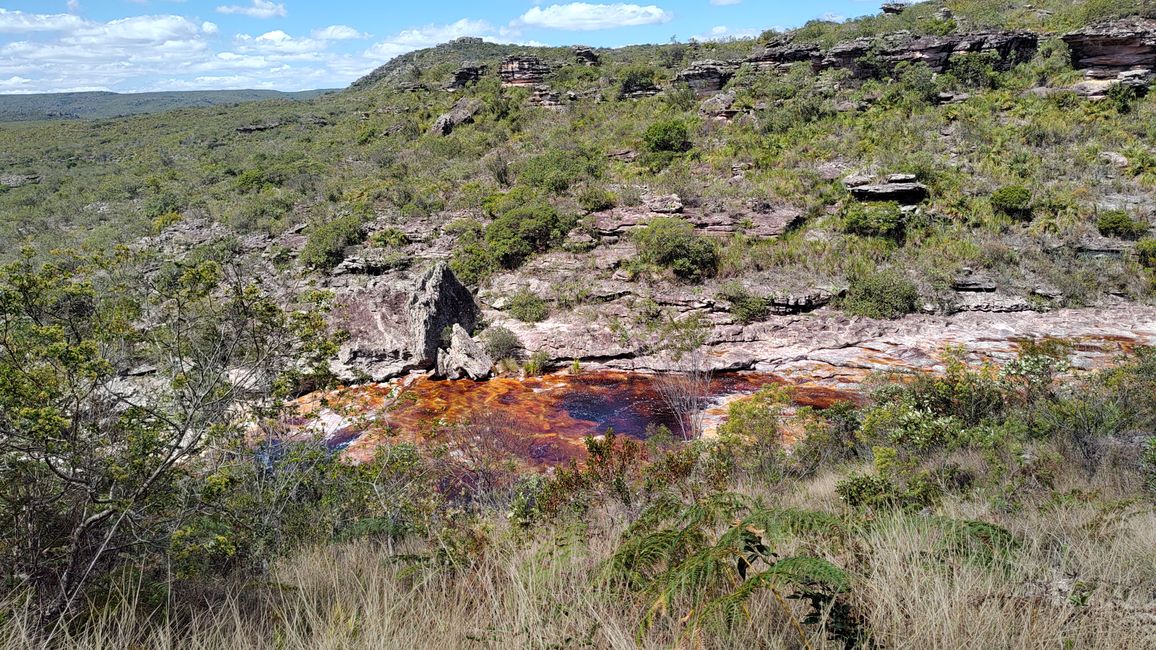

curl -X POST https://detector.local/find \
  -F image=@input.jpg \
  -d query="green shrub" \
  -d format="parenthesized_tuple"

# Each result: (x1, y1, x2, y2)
(835, 473, 896, 509)
(481, 326, 522, 362)
(1138, 238, 1156, 268)
(369, 227, 409, 248)
(718, 281, 769, 324)
(634, 217, 719, 282)
(1096, 210, 1148, 240)
(519, 147, 603, 194)
(990, 185, 1033, 221)
(642, 119, 692, 154)
(841, 269, 920, 319)
(523, 349, 551, 376)
(841, 201, 905, 240)
(300, 214, 364, 270)
(617, 64, 660, 98)
(577, 186, 616, 213)
(453, 189, 576, 284)
(507, 289, 549, 323)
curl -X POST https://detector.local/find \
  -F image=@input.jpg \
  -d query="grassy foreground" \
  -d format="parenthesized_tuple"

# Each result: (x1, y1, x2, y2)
(2, 348, 1154, 649)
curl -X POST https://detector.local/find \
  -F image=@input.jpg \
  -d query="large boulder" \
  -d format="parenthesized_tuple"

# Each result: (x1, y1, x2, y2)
(1063, 18, 1156, 71)
(436, 324, 493, 380)
(846, 174, 930, 204)
(445, 61, 487, 90)
(429, 97, 482, 136)
(408, 262, 481, 367)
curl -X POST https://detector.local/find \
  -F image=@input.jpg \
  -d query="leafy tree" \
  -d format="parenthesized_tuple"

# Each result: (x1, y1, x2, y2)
(643, 119, 692, 154)
(0, 250, 337, 623)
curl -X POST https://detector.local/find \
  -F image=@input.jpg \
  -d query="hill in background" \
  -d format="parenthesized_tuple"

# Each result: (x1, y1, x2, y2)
(0, 89, 336, 122)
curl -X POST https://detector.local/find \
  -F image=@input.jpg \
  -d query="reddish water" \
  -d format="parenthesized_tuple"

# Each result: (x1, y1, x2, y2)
(289, 371, 857, 467)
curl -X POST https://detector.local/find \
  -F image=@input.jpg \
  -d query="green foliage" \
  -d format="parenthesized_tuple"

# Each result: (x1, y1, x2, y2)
(1096, 210, 1148, 240)
(1138, 238, 1156, 268)
(577, 186, 617, 213)
(480, 326, 522, 362)
(946, 52, 1001, 89)
(617, 64, 660, 98)
(717, 281, 769, 324)
(300, 214, 364, 270)
(990, 185, 1033, 221)
(840, 269, 919, 319)
(605, 493, 849, 639)
(507, 289, 549, 323)
(452, 189, 575, 284)
(642, 119, 692, 154)
(523, 349, 550, 376)
(518, 146, 604, 194)
(369, 226, 409, 248)
(633, 217, 719, 282)
(841, 201, 906, 240)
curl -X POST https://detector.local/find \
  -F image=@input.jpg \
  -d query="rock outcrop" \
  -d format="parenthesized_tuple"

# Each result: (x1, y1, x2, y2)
(436, 324, 493, 380)
(429, 97, 482, 136)
(409, 262, 481, 367)
(573, 46, 600, 66)
(500, 56, 552, 87)
(675, 60, 741, 96)
(845, 174, 930, 204)
(446, 61, 487, 90)
(0, 173, 40, 188)
(1063, 17, 1156, 71)
(749, 30, 1037, 79)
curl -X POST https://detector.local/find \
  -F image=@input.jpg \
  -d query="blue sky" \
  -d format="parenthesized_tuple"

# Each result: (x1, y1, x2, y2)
(0, 1, 889, 94)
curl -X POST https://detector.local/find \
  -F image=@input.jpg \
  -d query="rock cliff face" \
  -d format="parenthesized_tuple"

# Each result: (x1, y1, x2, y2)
(675, 60, 741, 96)
(446, 61, 487, 90)
(500, 56, 552, 87)
(1063, 17, 1156, 71)
(328, 262, 480, 381)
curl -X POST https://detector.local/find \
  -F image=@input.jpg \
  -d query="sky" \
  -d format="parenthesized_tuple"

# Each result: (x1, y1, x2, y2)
(0, 1, 892, 94)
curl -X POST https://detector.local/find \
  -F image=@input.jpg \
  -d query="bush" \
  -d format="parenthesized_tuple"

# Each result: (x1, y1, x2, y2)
(718, 282, 769, 324)
(300, 214, 364, 270)
(634, 217, 719, 282)
(643, 119, 692, 154)
(1096, 210, 1148, 240)
(519, 147, 604, 194)
(481, 326, 522, 362)
(507, 289, 549, 323)
(577, 186, 616, 213)
(841, 269, 920, 319)
(369, 226, 409, 248)
(841, 201, 905, 240)
(1138, 238, 1156, 268)
(523, 349, 550, 376)
(990, 185, 1033, 221)
(452, 189, 576, 284)
(617, 64, 660, 98)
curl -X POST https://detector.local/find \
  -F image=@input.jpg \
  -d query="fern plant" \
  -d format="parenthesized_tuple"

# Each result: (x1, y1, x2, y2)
(604, 492, 851, 644)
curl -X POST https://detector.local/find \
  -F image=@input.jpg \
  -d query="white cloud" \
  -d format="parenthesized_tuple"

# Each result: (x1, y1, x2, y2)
(517, 3, 672, 31)
(202, 21, 219, 35)
(709, 0, 741, 5)
(691, 24, 758, 41)
(67, 0, 81, 13)
(363, 18, 493, 60)
(0, 9, 86, 33)
(312, 25, 367, 41)
(215, 0, 287, 19)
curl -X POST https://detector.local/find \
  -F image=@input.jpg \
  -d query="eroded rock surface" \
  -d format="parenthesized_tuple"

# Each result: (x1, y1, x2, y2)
(500, 55, 551, 87)
(436, 324, 493, 380)
(1063, 17, 1156, 71)
(430, 97, 482, 136)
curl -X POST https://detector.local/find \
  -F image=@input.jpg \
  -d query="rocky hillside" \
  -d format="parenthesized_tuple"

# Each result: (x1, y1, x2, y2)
(3, 0, 1156, 385)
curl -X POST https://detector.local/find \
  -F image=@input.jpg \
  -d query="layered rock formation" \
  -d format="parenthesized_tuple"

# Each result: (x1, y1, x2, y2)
(446, 61, 487, 90)
(500, 56, 552, 87)
(675, 60, 740, 96)
(1063, 17, 1156, 71)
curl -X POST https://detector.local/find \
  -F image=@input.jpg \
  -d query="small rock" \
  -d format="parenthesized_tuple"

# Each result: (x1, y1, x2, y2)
(643, 194, 683, 214)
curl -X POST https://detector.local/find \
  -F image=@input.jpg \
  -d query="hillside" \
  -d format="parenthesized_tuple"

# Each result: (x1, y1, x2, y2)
(0, 89, 336, 122)
(1, 1, 1156, 647)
